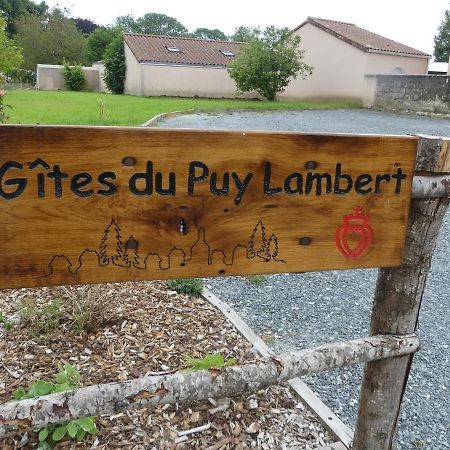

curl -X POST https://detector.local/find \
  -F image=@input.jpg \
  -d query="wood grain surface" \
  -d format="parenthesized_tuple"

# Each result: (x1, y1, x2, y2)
(0, 125, 417, 289)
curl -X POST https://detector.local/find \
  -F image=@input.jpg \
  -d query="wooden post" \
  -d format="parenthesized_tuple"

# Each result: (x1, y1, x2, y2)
(353, 136, 450, 450)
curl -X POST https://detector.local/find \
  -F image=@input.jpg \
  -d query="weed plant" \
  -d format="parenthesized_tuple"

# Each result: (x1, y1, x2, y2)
(13, 364, 97, 449)
(167, 278, 203, 297)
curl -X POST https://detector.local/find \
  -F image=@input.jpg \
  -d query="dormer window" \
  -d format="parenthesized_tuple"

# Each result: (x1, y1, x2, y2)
(166, 46, 181, 53)
(220, 50, 235, 57)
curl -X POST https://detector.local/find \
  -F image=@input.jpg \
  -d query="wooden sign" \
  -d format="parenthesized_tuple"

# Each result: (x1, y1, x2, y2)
(0, 125, 417, 289)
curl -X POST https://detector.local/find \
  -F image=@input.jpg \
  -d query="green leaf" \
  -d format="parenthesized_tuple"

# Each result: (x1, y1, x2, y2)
(14, 386, 28, 400)
(184, 352, 235, 371)
(75, 416, 97, 434)
(58, 363, 81, 386)
(209, 353, 225, 367)
(55, 372, 67, 384)
(185, 355, 200, 366)
(224, 357, 236, 367)
(52, 424, 67, 441)
(75, 428, 86, 441)
(67, 421, 79, 438)
(52, 382, 71, 393)
(29, 380, 53, 397)
(37, 441, 53, 450)
(38, 427, 49, 442)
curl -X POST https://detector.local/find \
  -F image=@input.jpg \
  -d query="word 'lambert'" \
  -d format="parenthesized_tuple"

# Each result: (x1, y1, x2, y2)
(0, 160, 407, 203)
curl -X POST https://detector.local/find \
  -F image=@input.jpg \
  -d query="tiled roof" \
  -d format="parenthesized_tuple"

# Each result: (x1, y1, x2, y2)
(296, 17, 430, 58)
(124, 33, 242, 66)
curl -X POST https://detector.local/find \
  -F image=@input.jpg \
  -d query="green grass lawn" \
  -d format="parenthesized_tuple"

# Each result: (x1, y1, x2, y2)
(5, 89, 359, 126)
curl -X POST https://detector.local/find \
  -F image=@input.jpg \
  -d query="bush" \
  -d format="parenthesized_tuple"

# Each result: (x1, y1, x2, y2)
(6, 67, 35, 84)
(228, 26, 313, 101)
(167, 278, 203, 297)
(103, 34, 125, 94)
(63, 63, 86, 91)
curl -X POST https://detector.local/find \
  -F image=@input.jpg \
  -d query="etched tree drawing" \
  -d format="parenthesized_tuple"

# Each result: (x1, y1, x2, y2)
(124, 235, 142, 268)
(248, 220, 269, 259)
(266, 233, 279, 260)
(99, 219, 128, 266)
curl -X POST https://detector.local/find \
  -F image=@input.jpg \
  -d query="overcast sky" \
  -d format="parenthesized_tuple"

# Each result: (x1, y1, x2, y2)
(46, 0, 449, 58)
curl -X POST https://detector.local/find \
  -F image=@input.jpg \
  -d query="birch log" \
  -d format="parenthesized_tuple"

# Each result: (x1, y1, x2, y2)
(0, 334, 418, 438)
(412, 175, 450, 198)
(353, 136, 450, 450)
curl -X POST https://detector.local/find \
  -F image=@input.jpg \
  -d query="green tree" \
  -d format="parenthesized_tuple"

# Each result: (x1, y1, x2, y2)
(115, 12, 188, 36)
(15, 8, 86, 71)
(192, 27, 227, 41)
(103, 33, 125, 94)
(231, 26, 261, 42)
(72, 17, 98, 34)
(114, 14, 136, 32)
(228, 26, 313, 101)
(0, 16, 23, 73)
(0, 0, 48, 36)
(83, 27, 118, 65)
(434, 6, 450, 62)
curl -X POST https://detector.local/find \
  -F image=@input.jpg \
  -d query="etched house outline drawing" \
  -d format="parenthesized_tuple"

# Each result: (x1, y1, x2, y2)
(46, 218, 286, 277)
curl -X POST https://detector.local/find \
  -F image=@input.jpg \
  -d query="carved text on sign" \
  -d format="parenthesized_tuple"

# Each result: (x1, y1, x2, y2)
(0, 160, 407, 203)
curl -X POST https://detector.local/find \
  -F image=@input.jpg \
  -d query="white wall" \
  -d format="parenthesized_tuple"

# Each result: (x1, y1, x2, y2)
(281, 23, 429, 102)
(124, 43, 143, 96)
(37, 64, 107, 92)
(365, 53, 428, 75)
(124, 42, 256, 98)
(281, 23, 369, 102)
(37, 65, 65, 90)
(140, 64, 253, 98)
(92, 62, 108, 92)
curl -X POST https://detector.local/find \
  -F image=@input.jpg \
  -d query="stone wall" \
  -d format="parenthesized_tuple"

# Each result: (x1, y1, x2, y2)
(364, 75, 450, 111)
(375, 75, 450, 102)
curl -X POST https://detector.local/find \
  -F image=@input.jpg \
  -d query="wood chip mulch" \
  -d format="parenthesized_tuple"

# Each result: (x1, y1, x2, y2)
(0, 281, 334, 449)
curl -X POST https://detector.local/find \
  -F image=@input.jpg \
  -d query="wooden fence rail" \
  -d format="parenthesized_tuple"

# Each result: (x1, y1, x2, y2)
(0, 334, 419, 438)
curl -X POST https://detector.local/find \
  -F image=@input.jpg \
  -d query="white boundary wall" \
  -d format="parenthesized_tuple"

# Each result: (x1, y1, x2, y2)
(36, 64, 108, 92)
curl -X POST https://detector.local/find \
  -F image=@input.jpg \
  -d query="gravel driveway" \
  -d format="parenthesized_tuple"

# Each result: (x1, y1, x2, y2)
(157, 109, 449, 450)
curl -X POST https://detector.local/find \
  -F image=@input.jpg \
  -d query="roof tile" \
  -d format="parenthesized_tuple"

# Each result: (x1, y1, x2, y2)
(124, 34, 242, 66)
(300, 17, 430, 58)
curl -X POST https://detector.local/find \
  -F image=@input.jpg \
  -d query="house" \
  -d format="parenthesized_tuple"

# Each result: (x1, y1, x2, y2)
(123, 17, 431, 103)
(124, 34, 248, 98)
(281, 17, 431, 102)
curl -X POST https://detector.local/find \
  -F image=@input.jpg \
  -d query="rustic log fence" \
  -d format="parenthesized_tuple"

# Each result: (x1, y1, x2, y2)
(0, 132, 449, 449)
(0, 334, 419, 438)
